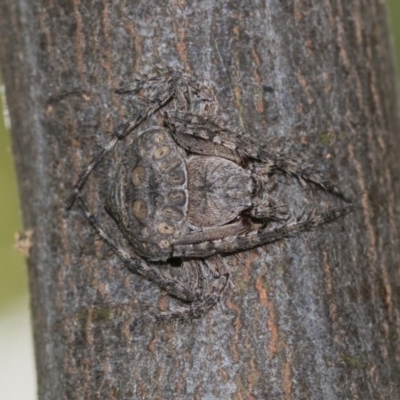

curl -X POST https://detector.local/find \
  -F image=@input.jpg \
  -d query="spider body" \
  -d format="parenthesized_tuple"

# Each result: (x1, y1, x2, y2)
(69, 67, 351, 323)
(106, 126, 265, 262)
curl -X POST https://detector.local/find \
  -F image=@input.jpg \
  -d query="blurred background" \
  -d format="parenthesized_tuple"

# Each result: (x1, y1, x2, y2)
(1, 3, 400, 399)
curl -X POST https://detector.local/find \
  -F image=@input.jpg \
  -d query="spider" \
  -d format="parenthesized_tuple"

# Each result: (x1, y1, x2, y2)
(67, 66, 351, 323)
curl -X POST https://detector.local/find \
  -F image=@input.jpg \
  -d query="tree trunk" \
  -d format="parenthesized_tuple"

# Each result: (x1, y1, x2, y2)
(1, 1, 400, 399)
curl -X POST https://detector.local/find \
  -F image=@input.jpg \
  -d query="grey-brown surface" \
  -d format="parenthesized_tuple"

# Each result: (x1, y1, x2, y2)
(1, 1, 400, 399)
(73, 67, 351, 324)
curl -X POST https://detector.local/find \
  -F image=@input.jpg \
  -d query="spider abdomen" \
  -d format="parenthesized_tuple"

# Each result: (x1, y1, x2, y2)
(106, 128, 188, 261)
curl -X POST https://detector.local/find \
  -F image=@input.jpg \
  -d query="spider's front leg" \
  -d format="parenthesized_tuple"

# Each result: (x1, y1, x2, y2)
(248, 202, 289, 222)
(165, 111, 351, 202)
(248, 175, 289, 222)
(172, 206, 352, 258)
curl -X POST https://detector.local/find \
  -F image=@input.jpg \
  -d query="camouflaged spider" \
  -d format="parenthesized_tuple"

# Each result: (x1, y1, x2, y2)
(68, 67, 351, 323)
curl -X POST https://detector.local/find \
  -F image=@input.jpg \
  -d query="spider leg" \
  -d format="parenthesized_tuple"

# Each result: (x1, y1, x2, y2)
(67, 69, 192, 210)
(175, 218, 251, 246)
(165, 111, 350, 202)
(78, 194, 232, 322)
(66, 136, 119, 210)
(172, 206, 352, 258)
(129, 257, 229, 326)
(248, 202, 289, 221)
(66, 105, 171, 210)
(150, 286, 227, 324)
(153, 256, 229, 324)
(75, 196, 197, 303)
(180, 258, 208, 300)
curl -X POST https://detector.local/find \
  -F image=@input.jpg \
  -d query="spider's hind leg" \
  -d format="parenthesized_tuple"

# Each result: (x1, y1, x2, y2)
(67, 68, 187, 210)
(75, 196, 197, 303)
(154, 256, 230, 324)
(76, 196, 230, 324)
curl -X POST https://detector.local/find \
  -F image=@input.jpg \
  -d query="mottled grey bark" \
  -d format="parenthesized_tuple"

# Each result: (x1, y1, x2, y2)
(1, 1, 400, 399)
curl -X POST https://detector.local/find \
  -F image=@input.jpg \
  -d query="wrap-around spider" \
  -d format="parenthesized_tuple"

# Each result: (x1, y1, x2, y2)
(67, 67, 351, 323)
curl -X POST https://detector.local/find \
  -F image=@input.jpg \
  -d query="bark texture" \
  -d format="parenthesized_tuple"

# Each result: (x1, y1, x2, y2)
(1, 1, 400, 399)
